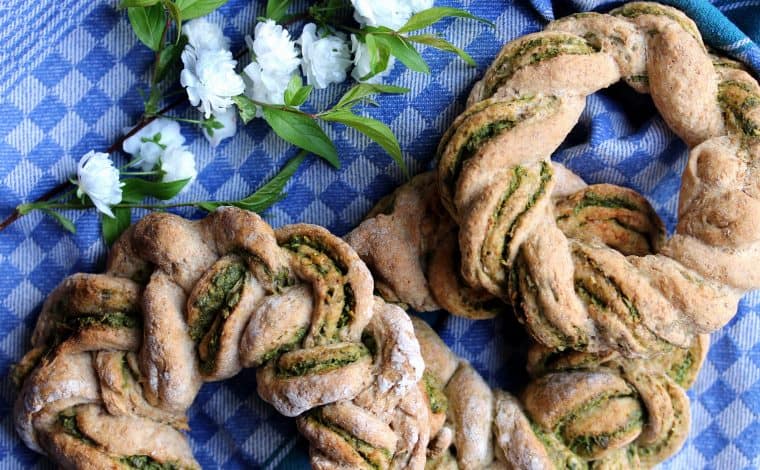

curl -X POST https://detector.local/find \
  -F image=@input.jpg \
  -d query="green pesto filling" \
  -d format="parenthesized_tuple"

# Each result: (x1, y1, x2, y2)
(336, 284, 355, 332)
(278, 344, 369, 377)
(669, 350, 694, 387)
(531, 423, 589, 470)
(574, 253, 640, 322)
(514, 260, 575, 349)
(567, 409, 643, 457)
(422, 372, 448, 414)
(718, 80, 760, 137)
(283, 235, 348, 274)
(191, 262, 246, 342)
(58, 412, 95, 446)
(448, 117, 519, 187)
(573, 192, 640, 215)
(487, 36, 597, 95)
(501, 162, 552, 262)
(120, 455, 179, 470)
(627, 74, 649, 84)
(257, 327, 308, 366)
(611, 4, 700, 40)
(67, 311, 140, 330)
(308, 414, 391, 470)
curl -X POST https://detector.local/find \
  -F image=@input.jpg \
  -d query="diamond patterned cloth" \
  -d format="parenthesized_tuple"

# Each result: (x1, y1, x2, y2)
(1, 0, 759, 468)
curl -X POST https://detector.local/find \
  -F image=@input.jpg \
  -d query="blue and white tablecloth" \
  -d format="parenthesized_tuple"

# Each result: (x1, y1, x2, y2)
(1, 0, 759, 468)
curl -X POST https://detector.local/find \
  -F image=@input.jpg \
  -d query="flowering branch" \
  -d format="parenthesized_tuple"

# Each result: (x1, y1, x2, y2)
(2, 0, 491, 241)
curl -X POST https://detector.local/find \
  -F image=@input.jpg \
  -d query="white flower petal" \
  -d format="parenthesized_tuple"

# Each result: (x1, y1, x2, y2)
(75, 151, 122, 217)
(123, 118, 185, 171)
(251, 19, 301, 77)
(160, 146, 197, 188)
(181, 48, 245, 118)
(351, 0, 413, 30)
(299, 23, 352, 89)
(183, 18, 229, 52)
(203, 108, 237, 147)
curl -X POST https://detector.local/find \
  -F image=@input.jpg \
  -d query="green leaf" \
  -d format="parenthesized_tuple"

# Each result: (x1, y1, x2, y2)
(362, 34, 392, 80)
(283, 75, 312, 107)
(101, 207, 132, 245)
(127, 5, 166, 51)
(398, 7, 494, 33)
(174, 0, 228, 20)
(335, 83, 409, 109)
(201, 151, 307, 213)
(406, 34, 476, 66)
(265, 0, 293, 22)
(290, 87, 313, 107)
(154, 35, 187, 83)
(162, 0, 183, 39)
(262, 107, 339, 168)
(233, 95, 258, 124)
(121, 178, 191, 203)
(372, 34, 428, 74)
(41, 209, 76, 234)
(321, 110, 407, 176)
(120, 0, 160, 8)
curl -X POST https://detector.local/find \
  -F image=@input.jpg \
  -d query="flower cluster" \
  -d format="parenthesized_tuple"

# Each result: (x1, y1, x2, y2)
(180, 19, 243, 146)
(123, 118, 198, 187)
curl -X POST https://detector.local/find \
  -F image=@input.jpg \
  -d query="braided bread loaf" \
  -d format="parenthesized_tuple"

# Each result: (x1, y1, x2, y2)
(412, 316, 708, 469)
(351, 1, 760, 360)
(13, 207, 432, 469)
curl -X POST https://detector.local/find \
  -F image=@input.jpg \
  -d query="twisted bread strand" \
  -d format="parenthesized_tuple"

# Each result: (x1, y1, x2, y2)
(13, 207, 429, 469)
(412, 315, 707, 469)
(438, 1, 758, 356)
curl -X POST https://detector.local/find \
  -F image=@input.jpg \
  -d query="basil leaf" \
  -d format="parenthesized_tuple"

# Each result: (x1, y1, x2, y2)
(262, 107, 339, 168)
(406, 34, 476, 66)
(174, 0, 229, 20)
(127, 4, 166, 51)
(321, 109, 407, 176)
(41, 209, 76, 234)
(362, 34, 391, 81)
(372, 34, 428, 74)
(398, 7, 494, 33)
(335, 83, 409, 109)
(265, 0, 293, 22)
(121, 178, 191, 202)
(120, 0, 160, 8)
(101, 207, 132, 245)
(232, 95, 258, 124)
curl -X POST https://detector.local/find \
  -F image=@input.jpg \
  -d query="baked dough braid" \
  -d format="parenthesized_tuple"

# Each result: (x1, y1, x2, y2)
(13, 207, 429, 469)
(412, 315, 708, 469)
(435, 1, 760, 356)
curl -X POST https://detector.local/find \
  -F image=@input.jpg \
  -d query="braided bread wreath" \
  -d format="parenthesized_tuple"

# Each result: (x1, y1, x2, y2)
(11, 1, 760, 469)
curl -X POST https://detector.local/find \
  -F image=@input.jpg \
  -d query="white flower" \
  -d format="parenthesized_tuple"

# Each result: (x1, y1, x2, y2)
(351, 0, 434, 29)
(408, 0, 434, 12)
(159, 146, 197, 187)
(250, 20, 301, 77)
(123, 118, 185, 171)
(75, 151, 123, 218)
(183, 18, 229, 52)
(242, 62, 292, 107)
(351, 34, 396, 84)
(181, 47, 245, 118)
(298, 23, 352, 89)
(351, 0, 412, 29)
(203, 108, 237, 147)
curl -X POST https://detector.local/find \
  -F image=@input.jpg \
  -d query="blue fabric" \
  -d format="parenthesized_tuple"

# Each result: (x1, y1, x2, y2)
(0, 1, 759, 468)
